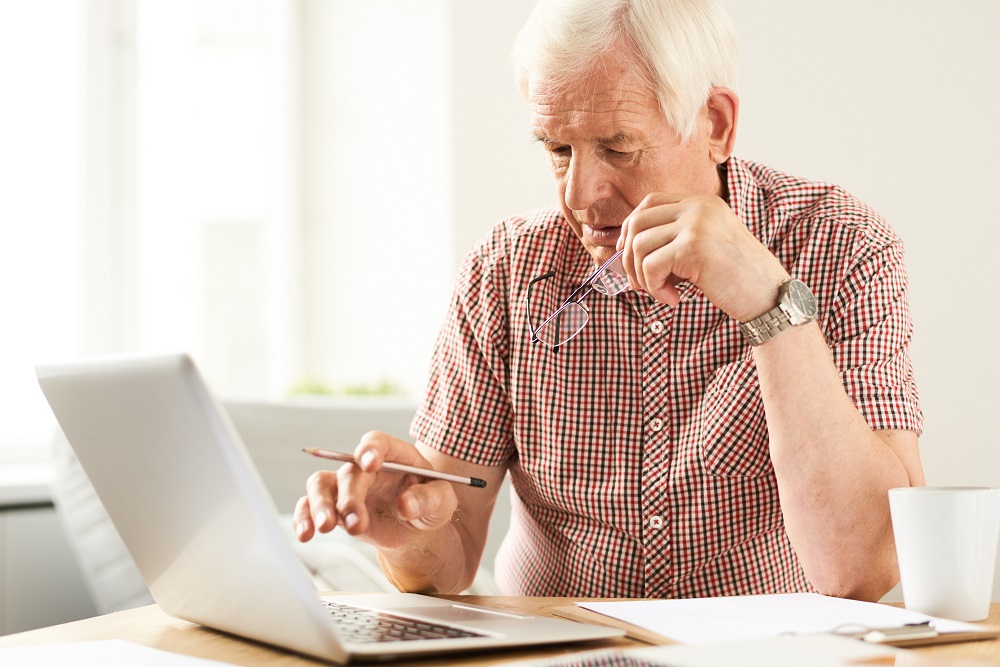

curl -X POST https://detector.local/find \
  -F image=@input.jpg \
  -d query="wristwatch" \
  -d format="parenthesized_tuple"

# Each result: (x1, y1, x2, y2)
(738, 279, 818, 346)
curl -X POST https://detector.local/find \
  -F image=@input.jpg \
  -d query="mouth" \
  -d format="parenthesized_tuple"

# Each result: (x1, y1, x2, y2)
(583, 224, 622, 246)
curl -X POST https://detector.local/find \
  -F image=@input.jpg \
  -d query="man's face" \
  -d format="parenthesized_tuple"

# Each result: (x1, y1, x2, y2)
(528, 52, 723, 266)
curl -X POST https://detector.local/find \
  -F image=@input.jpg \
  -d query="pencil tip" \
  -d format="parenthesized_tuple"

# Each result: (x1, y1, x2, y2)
(470, 478, 487, 488)
(301, 447, 316, 454)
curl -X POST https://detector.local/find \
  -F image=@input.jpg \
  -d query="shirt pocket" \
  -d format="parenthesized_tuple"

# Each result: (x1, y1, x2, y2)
(699, 358, 772, 478)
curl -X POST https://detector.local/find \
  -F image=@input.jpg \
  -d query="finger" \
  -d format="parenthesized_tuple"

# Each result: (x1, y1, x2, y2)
(618, 214, 636, 288)
(636, 242, 684, 306)
(334, 457, 380, 535)
(621, 197, 685, 289)
(635, 192, 686, 210)
(292, 495, 316, 542)
(623, 205, 682, 293)
(304, 470, 340, 534)
(354, 430, 431, 472)
(620, 211, 648, 292)
(397, 480, 459, 531)
(338, 431, 439, 535)
(621, 216, 687, 304)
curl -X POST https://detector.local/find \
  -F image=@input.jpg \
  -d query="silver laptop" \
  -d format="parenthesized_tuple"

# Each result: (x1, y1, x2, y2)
(36, 353, 623, 664)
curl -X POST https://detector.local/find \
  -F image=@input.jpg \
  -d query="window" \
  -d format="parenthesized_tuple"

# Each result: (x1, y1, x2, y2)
(1, 0, 455, 461)
(129, 0, 287, 395)
(0, 2, 84, 460)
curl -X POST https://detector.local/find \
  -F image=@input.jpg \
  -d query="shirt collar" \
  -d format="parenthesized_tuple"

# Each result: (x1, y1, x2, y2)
(724, 156, 768, 243)
(558, 233, 602, 292)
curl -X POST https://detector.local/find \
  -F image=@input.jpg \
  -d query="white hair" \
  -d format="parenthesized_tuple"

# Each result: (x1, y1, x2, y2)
(511, 0, 739, 140)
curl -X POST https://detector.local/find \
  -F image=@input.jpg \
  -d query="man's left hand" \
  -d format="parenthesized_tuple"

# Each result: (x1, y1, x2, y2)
(617, 193, 789, 321)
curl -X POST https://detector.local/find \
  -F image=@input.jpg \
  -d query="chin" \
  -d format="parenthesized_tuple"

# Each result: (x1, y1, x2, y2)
(586, 245, 617, 267)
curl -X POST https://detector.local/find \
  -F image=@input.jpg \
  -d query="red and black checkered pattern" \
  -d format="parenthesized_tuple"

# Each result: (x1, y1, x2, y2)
(411, 157, 923, 598)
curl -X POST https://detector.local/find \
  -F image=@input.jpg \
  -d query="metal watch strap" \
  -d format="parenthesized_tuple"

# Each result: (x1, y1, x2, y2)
(739, 305, 791, 346)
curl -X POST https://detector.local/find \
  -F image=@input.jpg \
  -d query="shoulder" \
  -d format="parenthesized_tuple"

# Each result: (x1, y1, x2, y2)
(457, 207, 571, 287)
(740, 158, 900, 249)
(466, 207, 566, 266)
(438, 208, 570, 360)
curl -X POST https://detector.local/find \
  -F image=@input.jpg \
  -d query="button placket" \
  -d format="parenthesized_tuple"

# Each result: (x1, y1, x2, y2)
(639, 301, 675, 596)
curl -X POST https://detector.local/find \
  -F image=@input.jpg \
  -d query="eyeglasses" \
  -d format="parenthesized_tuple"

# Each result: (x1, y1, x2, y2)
(526, 248, 631, 349)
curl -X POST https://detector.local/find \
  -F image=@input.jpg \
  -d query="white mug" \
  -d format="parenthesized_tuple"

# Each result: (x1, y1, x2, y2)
(888, 486, 1000, 621)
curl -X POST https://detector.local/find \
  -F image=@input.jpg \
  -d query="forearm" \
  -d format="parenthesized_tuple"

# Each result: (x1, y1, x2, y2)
(372, 444, 502, 595)
(754, 323, 923, 600)
(375, 520, 482, 594)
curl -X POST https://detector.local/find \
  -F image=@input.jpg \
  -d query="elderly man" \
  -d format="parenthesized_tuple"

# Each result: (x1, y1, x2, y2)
(294, 0, 924, 602)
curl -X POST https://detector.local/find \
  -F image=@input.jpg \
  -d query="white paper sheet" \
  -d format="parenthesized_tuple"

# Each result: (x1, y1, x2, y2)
(506, 634, 902, 667)
(578, 593, 982, 645)
(0, 640, 238, 666)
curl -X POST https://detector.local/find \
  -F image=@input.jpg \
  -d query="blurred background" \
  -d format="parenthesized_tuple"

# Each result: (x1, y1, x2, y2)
(1, 0, 998, 634)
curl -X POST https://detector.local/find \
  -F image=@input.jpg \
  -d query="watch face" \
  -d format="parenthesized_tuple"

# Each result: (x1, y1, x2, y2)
(786, 280, 818, 321)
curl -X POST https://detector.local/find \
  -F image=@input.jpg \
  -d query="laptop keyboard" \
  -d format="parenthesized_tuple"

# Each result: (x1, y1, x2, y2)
(323, 601, 484, 643)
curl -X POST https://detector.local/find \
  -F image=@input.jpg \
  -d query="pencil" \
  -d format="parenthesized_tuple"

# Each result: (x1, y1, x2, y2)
(301, 447, 487, 488)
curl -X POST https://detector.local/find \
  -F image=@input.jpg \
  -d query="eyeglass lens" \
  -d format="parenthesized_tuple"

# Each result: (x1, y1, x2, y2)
(533, 302, 589, 347)
(592, 270, 629, 296)
(592, 251, 629, 296)
(531, 250, 630, 347)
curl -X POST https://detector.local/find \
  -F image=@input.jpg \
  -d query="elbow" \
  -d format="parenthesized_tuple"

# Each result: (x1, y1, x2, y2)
(377, 551, 479, 595)
(383, 571, 473, 596)
(814, 578, 897, 603)
(810, 562, 899, 602)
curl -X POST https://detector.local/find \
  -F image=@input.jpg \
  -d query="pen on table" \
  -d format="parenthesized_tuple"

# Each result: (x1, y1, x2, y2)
(301, 447, 487, 488)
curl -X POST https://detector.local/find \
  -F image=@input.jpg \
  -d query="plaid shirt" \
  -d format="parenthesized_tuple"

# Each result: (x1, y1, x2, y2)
(412, 157, 923, 598)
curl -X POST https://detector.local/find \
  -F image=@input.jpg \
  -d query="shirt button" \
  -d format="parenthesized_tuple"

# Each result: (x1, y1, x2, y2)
(649, 515, 663, 529)
(650, 417, 664, 432)
(650, 320, 665, 334)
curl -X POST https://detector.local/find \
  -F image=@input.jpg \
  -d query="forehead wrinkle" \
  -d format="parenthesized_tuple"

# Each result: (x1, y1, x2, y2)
(528, 72, 662, 145)
(531, 84, 655, 115)
(530, 103, 654, 146)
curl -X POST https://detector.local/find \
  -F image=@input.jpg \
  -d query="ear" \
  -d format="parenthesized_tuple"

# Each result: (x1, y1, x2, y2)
(705, 87, 739, 165)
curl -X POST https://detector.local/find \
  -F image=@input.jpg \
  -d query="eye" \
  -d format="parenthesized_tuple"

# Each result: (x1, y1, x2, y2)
(604, 147, 634, 159)
(602, 147, 642, 166)
(543, 144, 572, 164)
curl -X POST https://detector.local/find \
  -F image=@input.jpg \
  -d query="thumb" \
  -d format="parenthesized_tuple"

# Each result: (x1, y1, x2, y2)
(397, 481, 458, 531)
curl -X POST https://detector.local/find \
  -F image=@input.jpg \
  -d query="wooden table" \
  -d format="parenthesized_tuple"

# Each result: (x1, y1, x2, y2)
(1, 596, 999, 665)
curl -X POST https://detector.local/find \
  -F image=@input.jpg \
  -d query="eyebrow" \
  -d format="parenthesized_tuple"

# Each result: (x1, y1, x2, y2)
(531, 131, 641, 147)
(531, 131, 554, 145)
(597, 132, 640, 148)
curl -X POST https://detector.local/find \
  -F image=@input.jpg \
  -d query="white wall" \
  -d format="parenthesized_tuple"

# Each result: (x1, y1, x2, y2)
(299, 0, 456, 397)
(449, 1, 554, 268)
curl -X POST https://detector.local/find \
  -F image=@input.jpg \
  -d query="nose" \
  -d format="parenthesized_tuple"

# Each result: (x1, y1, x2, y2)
(563, 153, 610, 212)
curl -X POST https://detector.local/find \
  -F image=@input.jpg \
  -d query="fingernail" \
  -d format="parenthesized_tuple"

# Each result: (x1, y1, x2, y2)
(403, 496, 421, 517)
(359, 451, 376, 469)
(344, 513, 359, 530)
(315, 510, 330, 527)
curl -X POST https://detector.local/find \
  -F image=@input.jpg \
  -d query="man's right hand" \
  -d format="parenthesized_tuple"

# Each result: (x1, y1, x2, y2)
(293, 432, 504, 593)
(293, 431, 460, 551)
